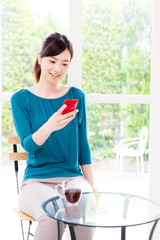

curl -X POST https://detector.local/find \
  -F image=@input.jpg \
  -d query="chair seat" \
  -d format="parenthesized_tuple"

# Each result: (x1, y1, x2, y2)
(117, 149, 142, 157)
(14, 208, 35, 221)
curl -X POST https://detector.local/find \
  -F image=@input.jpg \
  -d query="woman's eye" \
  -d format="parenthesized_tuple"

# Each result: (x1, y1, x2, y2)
(63, 64, 69, 67)
(49, 60, 55, 63)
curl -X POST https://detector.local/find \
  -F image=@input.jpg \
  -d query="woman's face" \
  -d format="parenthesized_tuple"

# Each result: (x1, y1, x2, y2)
(38, 48, 71, 84)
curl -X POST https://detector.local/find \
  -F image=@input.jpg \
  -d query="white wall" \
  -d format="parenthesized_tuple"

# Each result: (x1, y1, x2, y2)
(149, 0, 160, 203)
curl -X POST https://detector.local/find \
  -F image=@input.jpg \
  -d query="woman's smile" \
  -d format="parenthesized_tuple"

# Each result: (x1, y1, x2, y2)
(49, 72, 61, 79)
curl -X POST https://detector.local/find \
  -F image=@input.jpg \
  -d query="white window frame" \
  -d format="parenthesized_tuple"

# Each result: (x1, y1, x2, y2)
(68, 0, 160, 204)
(0, 0, 160, 204)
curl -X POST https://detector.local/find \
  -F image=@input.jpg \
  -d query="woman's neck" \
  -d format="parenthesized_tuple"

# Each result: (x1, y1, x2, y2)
(37, 81, 61, 94)
(28, 82, 70, 99)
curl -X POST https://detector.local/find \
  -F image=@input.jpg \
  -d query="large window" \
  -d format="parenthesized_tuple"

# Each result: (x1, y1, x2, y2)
(1, 0, 152, 182)
(1, 0, 152, 184)
(81, 0, 151, 176)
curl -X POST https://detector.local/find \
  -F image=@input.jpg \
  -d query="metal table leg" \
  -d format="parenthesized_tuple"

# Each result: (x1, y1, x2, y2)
(148, 219, 159, 240)
(57, 221, 63, 240)
(69, 225, 77, 240)
(121, 227, 126, 240)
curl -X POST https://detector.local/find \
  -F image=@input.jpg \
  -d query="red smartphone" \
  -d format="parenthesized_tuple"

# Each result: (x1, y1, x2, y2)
(62, 99, 78, 115)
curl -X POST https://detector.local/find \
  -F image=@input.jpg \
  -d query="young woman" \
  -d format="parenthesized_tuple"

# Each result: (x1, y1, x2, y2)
(11, 32, 96, 240)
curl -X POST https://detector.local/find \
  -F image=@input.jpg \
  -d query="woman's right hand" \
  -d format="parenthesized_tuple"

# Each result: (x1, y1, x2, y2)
(47, 104, 79, 133)
(32, 105, 79, 146)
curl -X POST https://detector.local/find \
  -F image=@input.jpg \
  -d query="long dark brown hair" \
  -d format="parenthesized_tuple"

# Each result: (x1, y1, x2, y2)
(32, 32, 73, 83)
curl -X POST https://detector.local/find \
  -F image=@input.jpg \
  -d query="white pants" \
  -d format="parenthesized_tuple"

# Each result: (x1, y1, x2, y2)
(18, 176, 95, 240)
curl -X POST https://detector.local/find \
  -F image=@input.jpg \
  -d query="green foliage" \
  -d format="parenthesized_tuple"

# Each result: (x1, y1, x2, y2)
(122, 47, 150, 94)
(82, 0, 123, 94)
(36, 14, 67, 41)
(2, 0, 36, 91)
(2, 0, 37, 136)
(2, 102, 15, 135)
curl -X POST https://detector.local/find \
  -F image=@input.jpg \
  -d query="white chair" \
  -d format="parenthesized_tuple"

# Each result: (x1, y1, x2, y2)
(115, 126, 148, 177)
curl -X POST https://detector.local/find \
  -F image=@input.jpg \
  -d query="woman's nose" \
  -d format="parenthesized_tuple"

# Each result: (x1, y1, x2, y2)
(54, 63, 61, 73)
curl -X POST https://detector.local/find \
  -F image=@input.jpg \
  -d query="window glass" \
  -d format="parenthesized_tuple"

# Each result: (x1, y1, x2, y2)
(2, 102, 16, 165)
(2, 0, 69, 92)
(87, 103, 149, 174)
(82, 0, 151, 94)
(2, 101, 28, 166)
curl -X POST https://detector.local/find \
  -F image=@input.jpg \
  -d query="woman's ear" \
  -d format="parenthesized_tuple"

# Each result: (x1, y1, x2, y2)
(37, 52, 42, 65)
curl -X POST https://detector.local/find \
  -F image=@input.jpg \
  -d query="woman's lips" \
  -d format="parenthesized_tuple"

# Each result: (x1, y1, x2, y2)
(50, 73, 60, 79)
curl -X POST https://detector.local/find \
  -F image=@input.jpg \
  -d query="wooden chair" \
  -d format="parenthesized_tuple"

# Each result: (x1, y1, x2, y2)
(8, 136, 35, 240)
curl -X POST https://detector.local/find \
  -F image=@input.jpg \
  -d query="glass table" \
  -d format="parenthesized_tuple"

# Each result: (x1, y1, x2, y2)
(42, 192, 160, 240)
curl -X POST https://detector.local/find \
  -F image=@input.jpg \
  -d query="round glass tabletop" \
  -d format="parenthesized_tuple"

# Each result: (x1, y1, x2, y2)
(42, 192, 160, 228)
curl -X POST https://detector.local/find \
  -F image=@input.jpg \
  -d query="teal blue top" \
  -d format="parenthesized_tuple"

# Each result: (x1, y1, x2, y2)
(11, 87, 91, 182)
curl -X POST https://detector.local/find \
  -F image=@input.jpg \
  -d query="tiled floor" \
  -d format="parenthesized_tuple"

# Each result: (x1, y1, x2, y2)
(0, 158, 151, 240)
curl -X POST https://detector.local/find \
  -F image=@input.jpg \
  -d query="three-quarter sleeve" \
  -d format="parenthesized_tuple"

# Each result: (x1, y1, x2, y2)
(11, 92, 41, 153)
(78, 93, 92, 165)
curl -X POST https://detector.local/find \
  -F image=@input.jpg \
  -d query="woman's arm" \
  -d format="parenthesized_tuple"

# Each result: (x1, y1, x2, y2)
(77, 92, 96, 191)
(81, 164, 97, 192)
(11, 92, 78, 151)
(32, 105, 78, 145)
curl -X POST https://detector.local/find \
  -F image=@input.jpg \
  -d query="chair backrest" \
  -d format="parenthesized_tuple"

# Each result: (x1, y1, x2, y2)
(139, 126, 148, 153)
(8, 136, 28, 194)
